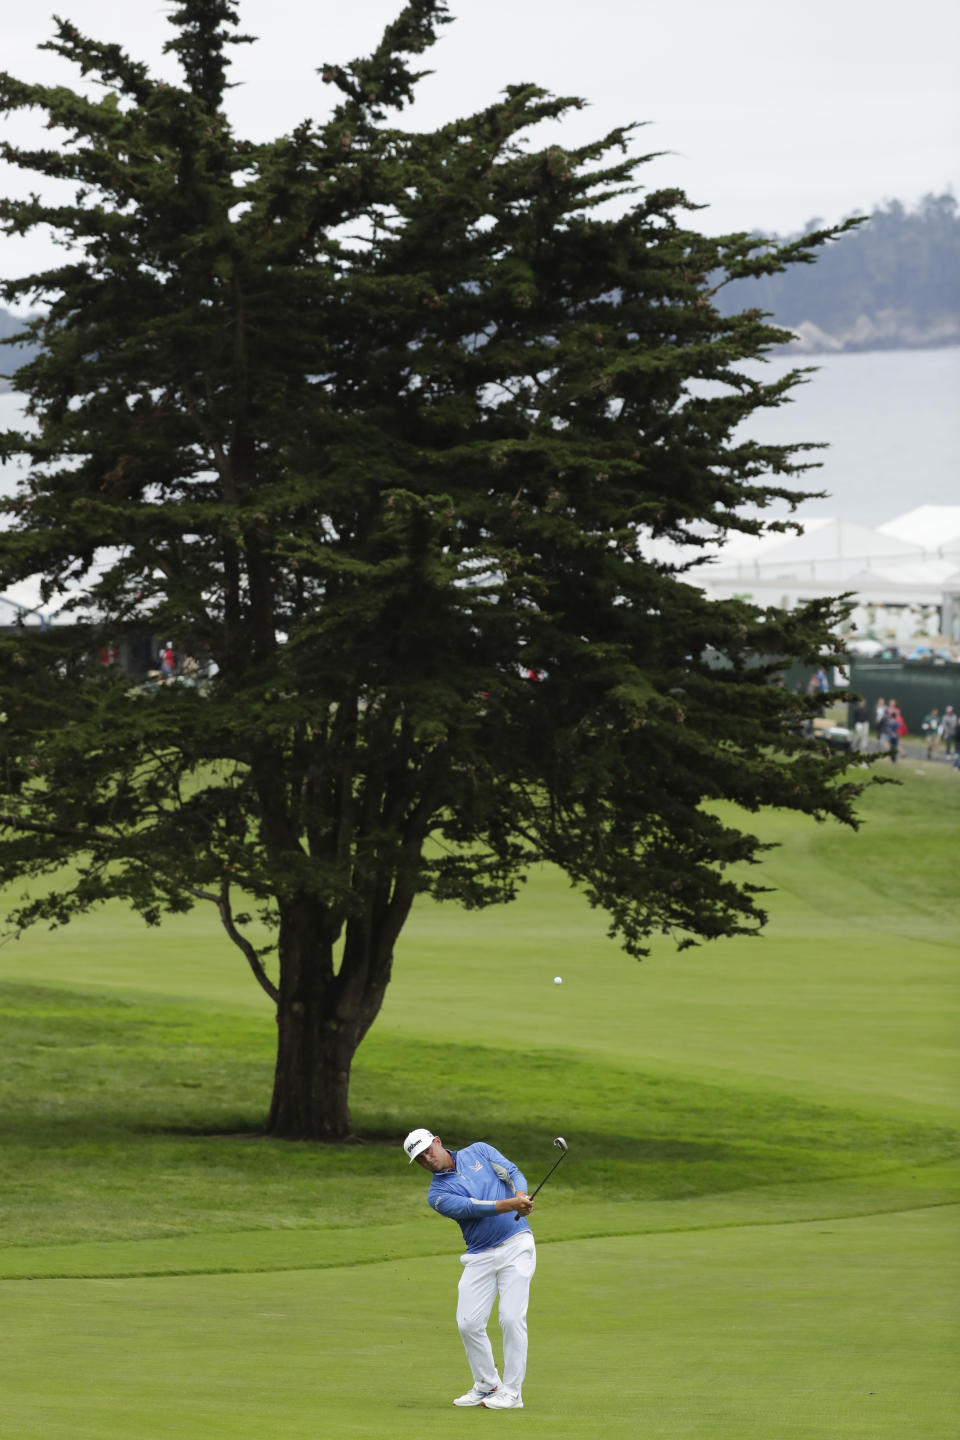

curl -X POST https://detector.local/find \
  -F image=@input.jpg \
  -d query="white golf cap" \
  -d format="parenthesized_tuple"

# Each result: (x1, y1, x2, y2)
(403, 1127, 435, 1163)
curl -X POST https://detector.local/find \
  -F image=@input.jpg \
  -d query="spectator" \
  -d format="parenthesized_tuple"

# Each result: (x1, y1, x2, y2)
(940, 705, 957, 756)
(852, 700, 870, 753)
(160, 641, 176, 679)
(879, 701, 904, 764)
(874, 697, 888, 750)
(922, 708, 941, 758)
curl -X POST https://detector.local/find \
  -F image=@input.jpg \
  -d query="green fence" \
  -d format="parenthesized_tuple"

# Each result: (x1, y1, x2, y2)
(843, 661, 960, 737)
(779, 658, 959, 736)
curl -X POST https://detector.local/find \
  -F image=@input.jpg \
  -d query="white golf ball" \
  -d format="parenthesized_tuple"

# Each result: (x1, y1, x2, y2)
(554, 976, 563, 985)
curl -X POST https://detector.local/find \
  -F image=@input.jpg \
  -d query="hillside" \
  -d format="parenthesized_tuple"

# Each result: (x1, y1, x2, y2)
(715, 192, 960, 353)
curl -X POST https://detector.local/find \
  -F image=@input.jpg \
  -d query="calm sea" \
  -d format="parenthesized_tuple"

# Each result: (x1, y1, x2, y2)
(734, 346, 959, 527)
(1, 346, 957, 526)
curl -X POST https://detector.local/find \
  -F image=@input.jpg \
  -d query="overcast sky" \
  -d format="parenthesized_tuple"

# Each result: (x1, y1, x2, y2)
(2, 0, 958, 285)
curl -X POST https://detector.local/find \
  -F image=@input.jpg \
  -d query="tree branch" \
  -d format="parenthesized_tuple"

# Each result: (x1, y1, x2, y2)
(203, 876, 279, 1004)
(0, 812, 121, 846)
(0, 813, 278, 1003)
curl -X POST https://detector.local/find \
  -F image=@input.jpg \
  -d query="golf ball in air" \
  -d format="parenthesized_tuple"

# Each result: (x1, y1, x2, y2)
(554, 976, 563, 985)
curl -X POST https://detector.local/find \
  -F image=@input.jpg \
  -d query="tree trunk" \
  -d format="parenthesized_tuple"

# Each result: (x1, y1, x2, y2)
(264, 869, 414, 1140)
(267, 996, 360, 1140)
(264, 896, 360, 1140)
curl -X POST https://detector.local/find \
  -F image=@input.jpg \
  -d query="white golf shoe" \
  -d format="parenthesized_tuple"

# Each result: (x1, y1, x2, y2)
(481, 1389, 523, 1409)
(453, 1381, 500, 1407)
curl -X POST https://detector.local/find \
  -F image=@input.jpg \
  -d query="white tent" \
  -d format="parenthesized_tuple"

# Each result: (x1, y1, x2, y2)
(5, 506, 960, 647)
(699, 518, 925, 589)
(644, 509, 960, 650)
(877, 506, 960, 557)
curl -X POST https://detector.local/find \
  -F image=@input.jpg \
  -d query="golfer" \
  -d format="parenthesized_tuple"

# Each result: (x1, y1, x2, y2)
(403, 1128, 536, 1409)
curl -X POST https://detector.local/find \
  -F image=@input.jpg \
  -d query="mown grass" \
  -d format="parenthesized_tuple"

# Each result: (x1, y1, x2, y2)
(0, 761, 957, 1437)
(1, 980, 956, 1248)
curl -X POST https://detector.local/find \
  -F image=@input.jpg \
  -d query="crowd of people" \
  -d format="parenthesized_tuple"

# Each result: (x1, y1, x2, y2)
(144, 642, 202, 688)
(855, 697, 958, 766)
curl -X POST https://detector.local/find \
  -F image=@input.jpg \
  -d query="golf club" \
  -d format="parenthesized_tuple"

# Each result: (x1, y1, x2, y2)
(514, 1135, 568, 1219)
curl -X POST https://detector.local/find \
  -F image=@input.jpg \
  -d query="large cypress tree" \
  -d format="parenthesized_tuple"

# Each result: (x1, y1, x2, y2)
(0, 0, 864, 1138)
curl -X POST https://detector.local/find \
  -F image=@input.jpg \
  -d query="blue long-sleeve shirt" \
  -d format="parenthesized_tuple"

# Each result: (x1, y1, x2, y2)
(427, 1142, 531, 1254)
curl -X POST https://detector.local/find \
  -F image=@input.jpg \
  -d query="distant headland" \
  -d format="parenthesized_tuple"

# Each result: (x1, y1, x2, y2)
(713, 192, 959, 355)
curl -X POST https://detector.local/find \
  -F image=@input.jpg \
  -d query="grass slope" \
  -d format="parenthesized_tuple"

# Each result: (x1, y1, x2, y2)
(0, 762, 957, 1436)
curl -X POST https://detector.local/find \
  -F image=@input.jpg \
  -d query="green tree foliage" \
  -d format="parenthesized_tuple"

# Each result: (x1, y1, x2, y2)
(7, 189, 956, 378)
(715, 193, 960, 345)
(0, 0, 867, 1138)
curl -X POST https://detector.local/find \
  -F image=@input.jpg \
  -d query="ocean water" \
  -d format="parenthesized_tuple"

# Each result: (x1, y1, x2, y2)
(1, 346, 957, 527)
(734, 345, 959, 527)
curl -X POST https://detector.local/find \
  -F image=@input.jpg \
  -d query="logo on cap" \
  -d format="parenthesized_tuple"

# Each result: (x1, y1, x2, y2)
(403, 1127, 435, 1162)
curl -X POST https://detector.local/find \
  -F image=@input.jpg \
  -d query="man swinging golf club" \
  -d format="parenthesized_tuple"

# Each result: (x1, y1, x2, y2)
(403, 1128, 539, 1409)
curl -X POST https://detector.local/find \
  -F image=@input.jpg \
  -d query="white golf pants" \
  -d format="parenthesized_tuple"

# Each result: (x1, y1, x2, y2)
(456, 1229, 536, 1396)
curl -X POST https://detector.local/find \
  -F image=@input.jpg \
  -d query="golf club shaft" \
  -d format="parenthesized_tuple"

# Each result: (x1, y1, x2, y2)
(514, 1148, 567, 1219)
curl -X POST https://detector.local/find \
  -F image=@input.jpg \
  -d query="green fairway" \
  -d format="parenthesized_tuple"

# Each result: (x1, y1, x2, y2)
(1, 763, 958, 1436)
(1, 1208, 956, 1438)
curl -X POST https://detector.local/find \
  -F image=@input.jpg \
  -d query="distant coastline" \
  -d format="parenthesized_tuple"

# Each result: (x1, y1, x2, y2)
(6, 337, 960, 390)
(3, 337, 959, 391)
(718, 193, 960, 358)
(780, 315, 960, 356)
(5, 333, 960, 391)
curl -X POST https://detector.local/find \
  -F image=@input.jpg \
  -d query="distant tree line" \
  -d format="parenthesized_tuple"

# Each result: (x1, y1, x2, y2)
(714, 193, 960, 353)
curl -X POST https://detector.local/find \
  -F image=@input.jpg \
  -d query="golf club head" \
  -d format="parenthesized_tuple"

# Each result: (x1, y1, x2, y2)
(553, 1136, 568, 1152)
